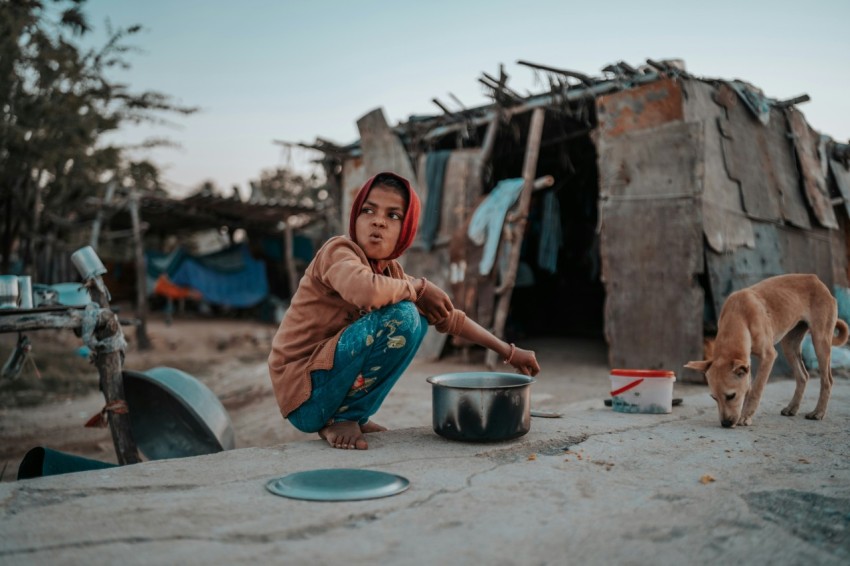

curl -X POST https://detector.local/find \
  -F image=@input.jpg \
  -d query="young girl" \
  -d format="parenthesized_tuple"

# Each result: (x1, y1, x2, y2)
(268, 172, 540, 450)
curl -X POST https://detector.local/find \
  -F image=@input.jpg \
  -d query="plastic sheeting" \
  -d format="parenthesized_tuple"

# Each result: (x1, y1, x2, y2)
(147, 244, 268, 308)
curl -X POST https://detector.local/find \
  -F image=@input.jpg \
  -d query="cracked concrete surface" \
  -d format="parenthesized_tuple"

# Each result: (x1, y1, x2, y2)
(1, 378, 849, 565)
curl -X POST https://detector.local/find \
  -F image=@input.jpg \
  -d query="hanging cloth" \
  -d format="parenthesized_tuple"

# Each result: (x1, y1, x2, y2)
(467, 178, 525, 276)
(418, 150, 452, 251)
(537, 190, 562, 273)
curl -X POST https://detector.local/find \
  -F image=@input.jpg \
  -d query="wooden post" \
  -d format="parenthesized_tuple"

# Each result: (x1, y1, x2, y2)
(485, 107, 546, 369)
(87, 279, 141, 465)
(478, 113, 501, 167)
(89, 182, 117, 249)
(128, 190, 151, 350)
(283, 221, 299, 300)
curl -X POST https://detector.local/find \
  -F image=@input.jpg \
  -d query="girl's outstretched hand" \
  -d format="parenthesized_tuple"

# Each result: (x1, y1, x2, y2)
(508, 347, 540, 377)
(416, 278, 453, 324)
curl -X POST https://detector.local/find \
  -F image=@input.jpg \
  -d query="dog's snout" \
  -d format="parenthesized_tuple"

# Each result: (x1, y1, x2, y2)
(721, 418, 735, 428)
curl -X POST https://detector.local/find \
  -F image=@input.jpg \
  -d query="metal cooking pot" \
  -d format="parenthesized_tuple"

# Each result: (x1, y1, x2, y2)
(426, 372, 535, 442)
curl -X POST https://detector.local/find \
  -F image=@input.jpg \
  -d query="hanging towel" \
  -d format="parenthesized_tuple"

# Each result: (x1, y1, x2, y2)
(418, 150, 452, 251)
(468, 178, 525, 275)
(537, 190, 562, 273)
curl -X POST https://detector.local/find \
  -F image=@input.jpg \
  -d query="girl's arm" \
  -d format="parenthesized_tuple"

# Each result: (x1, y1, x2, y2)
(455, 317, 540, 377)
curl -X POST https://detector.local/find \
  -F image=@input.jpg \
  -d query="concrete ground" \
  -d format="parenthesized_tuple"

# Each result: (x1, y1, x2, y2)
(1, 340, 848, 565)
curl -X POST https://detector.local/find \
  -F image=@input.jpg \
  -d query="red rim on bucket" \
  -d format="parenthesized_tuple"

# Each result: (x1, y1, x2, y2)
(609, 369, 676, 412)
(610, 369, 675, 378)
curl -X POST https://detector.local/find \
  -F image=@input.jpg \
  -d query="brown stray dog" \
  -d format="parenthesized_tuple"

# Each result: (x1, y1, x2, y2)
(685, 274, 848, 428)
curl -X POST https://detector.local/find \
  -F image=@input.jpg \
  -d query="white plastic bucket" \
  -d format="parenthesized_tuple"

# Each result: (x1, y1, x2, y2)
(609, 369, 676, 414)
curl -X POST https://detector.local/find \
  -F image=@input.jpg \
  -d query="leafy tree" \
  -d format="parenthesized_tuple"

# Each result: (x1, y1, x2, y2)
(0, 0, 195, 277)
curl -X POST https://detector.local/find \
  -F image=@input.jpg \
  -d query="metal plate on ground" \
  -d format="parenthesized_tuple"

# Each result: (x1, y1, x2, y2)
(265, 469, 410, 502)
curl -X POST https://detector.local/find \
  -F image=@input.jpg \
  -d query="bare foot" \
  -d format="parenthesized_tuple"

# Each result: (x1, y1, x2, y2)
(318, 421, 368, 450)
(360, 420, 387, 433)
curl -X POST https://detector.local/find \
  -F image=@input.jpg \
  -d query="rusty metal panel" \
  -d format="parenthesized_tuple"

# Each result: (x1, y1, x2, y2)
(706, 222, 835, 319)
(681, 80, 755, 252)
(356, 108, 417, 181)
(597, 121, 703, 375)
(596, 78, 684, 138)
(787, 109, 837, 229)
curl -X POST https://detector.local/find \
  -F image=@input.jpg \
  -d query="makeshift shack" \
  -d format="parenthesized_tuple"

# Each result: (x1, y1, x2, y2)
(307, 58, 850, 382)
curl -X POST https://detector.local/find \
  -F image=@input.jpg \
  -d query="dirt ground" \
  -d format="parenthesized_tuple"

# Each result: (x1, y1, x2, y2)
(0, 309, 707, 482)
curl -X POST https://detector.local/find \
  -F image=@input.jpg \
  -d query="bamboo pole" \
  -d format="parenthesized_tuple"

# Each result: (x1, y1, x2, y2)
(283, 221, 299, 300)
(89, 182, 116, 249)
(485, 107, 546, 369)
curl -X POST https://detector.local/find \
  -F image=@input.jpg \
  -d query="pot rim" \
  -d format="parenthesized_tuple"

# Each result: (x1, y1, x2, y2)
(426, 372, 535, 390)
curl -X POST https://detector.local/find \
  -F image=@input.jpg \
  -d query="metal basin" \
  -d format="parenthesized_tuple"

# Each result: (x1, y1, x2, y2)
(123, 367, 235, 460)
(426, 372, 535, 442)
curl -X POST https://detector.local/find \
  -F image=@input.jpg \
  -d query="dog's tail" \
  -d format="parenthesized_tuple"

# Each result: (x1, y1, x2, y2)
(834, 320, 849, 346)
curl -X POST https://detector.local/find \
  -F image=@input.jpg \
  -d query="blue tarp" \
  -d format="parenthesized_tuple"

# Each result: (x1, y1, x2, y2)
(146, 244, 269, 308)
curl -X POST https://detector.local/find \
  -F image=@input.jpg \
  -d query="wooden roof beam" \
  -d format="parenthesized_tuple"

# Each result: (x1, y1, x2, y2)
(516, 59, 595, 87)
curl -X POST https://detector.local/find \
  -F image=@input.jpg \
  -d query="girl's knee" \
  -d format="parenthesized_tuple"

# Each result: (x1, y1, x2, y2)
(376, 301, 422, 335)
(382, 300, 418, 319)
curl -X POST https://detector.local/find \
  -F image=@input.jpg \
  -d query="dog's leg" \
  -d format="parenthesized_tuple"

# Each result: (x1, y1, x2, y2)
(779, 323, 809, 417)
(807, 325, 834, 420)
(739, 347, 776, 426)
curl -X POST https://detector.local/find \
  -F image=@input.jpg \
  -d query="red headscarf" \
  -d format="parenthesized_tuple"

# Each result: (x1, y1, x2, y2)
(348, 172, 420, 268)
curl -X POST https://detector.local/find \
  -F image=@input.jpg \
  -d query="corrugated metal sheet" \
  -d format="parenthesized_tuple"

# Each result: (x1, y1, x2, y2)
(788, 109, 837, 229)
(597, 120, 704, 374)
(830, 158, 850, 218)
(682, 80, 755, 253)
(715, 82, 811, 228)
(765, 110, 811, 229)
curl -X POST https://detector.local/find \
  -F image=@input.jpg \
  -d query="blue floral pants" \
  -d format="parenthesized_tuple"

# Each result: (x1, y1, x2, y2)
(287, 301, 427, 433)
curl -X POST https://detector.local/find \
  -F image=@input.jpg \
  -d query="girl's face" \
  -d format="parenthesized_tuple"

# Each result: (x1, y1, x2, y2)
(354, 184, 407, 261)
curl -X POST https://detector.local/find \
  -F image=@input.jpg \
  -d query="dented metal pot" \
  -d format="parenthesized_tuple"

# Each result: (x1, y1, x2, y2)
(426, 372, 534, 442)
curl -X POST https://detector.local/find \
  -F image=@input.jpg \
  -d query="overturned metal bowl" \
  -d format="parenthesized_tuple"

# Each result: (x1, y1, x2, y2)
(426, 372, 535, 442)
(123, 367, 235, 460)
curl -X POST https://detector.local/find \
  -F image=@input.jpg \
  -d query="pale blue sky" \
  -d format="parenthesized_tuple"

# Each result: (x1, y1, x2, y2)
(85, 0, 850, 197)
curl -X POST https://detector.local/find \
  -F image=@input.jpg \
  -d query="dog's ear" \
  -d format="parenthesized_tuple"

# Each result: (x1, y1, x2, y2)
(684, 360, 712, 373)
(732, 360, 749, 377)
